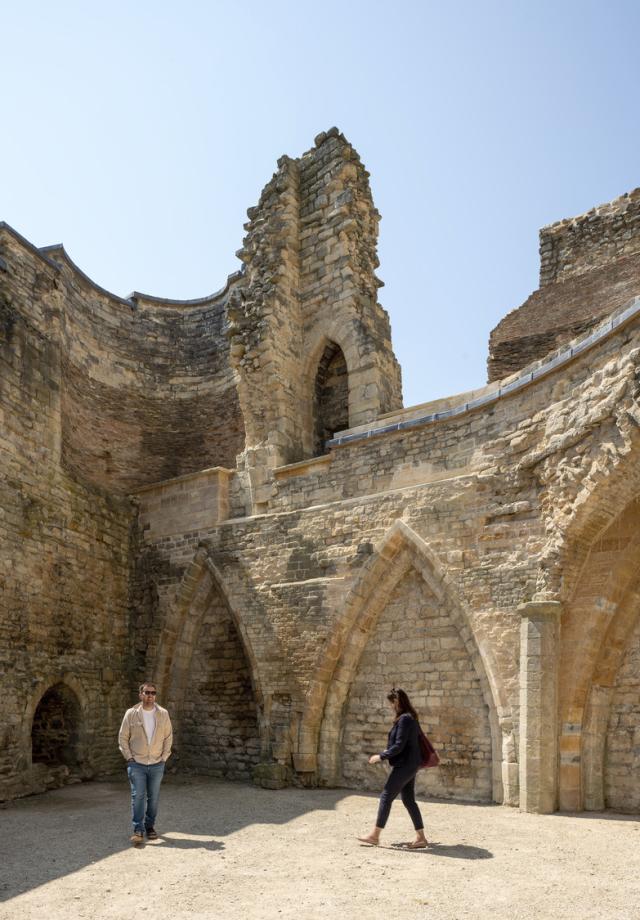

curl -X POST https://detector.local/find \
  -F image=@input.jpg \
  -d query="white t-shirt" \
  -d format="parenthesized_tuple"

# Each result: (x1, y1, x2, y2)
(142, 707, 156, 744)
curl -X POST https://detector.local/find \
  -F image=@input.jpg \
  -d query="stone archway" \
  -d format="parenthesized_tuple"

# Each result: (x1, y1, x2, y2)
(154, 546, 265, 776)
(298, 521, 509, 804)
(558, 497, 640, 811)
(25, 677, 91, 790)
(339, 567, 493, 801)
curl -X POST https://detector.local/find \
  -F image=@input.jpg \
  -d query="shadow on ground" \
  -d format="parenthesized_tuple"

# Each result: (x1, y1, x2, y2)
(408, 842, 493, 859)
(4, 775, 633, 903)
(0, 775, 356, 901)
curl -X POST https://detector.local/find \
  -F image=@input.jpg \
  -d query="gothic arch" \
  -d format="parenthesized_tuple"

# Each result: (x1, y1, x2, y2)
(557, 494, 640, 810)
(297, 521, 508, 803)
(155, 545, 265, 745)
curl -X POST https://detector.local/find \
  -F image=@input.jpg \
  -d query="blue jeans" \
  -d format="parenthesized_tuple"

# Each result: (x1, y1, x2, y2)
(127, 761, 165, 834)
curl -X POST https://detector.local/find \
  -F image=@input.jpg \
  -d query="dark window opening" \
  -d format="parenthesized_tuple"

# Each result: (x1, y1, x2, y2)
(31, 683, 81, 767)
(313, 343, 349, 456)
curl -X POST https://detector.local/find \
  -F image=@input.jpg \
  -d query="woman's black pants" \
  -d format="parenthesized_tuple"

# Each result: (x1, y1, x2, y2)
(376, 763, 424, 830)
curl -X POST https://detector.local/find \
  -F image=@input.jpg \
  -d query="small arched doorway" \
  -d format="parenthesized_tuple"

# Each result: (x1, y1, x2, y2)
(313, 342, 349, 456)
(31, 682, 83, 771)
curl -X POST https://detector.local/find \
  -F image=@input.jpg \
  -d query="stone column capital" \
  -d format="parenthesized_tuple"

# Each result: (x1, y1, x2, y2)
(518, 600, 562, 620)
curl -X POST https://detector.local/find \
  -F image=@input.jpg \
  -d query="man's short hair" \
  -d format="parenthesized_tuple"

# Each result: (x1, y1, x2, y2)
(139, 680, 157, 693)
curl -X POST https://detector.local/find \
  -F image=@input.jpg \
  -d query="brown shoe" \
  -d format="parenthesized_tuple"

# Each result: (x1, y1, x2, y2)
(146, 827, 159, 840)
(130, 832, 144, 846)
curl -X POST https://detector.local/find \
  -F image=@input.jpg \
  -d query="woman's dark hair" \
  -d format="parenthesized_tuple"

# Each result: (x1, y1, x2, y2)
(387, 688, 418, 721)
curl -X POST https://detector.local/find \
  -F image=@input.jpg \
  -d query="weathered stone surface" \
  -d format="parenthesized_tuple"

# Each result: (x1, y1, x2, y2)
(488, 188, 640, 380)
(2, 133, 640, 815)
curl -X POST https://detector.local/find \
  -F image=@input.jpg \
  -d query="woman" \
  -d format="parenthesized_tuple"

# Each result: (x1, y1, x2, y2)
(358, 688, 428, 849)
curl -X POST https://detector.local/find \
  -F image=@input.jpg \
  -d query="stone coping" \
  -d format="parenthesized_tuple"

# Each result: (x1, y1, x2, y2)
(0, 222, 242, 311)
(327, 295, 640, 449)
(273, 454, 332, 480)
(132, 466, 234, 496)
(0, 222, 61, 272)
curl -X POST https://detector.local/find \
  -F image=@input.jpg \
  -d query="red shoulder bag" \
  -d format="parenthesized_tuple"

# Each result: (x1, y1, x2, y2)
(418, 726, 440, 769)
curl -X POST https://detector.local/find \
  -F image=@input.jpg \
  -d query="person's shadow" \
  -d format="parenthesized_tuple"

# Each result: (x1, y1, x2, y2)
(390, 841, 493, 859)
(146, 835, 224, 852)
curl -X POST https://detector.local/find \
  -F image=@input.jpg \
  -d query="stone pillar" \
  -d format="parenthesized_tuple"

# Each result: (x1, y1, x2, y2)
(518, 601, 561, 813)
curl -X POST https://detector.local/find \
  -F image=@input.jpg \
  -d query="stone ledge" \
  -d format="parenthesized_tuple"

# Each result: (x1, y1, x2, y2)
(273, 454, 332, 480)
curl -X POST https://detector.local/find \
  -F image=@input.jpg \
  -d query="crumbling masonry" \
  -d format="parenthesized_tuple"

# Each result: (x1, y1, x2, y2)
(2, 128, 640, 813)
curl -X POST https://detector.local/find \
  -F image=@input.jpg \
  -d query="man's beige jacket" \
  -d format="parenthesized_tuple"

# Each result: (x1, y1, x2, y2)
(118, 703, 173, 765)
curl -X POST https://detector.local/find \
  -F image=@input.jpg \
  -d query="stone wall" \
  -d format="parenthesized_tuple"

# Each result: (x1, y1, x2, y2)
(539, 187, 640, 287)
(139, 291, 640, 812)
(487, 253, 640, 381)
(0, 236, 135, 800)
(1, 230, 245, 497)
(54, 251, 244, 494)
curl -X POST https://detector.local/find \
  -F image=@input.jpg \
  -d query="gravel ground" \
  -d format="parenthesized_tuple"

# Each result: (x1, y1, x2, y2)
(1, 776, 639, 920)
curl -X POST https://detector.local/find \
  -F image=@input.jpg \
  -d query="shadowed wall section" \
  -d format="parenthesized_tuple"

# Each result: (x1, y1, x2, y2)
(31, 682, 82, 768)
(51, 257, 245, 494)
(178, 586, 261, 780)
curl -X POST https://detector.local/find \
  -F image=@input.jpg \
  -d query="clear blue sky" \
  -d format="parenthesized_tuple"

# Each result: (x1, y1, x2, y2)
(3, 1, 639, 407)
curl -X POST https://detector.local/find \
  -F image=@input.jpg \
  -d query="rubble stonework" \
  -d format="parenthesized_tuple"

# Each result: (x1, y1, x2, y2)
(488, 188, 640, 381)
(1, 130, 640, 814)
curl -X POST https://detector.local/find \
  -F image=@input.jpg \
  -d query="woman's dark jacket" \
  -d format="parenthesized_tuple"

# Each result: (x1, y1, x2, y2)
(380, 713, 422, 769)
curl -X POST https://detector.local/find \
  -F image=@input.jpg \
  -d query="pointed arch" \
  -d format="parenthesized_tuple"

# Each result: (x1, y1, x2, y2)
(312, 342, 349, 456)
(557, 499, 640, 810)
(297, 520, 509, 803)
(301, 329, 356, 458)
(155, 544, 265, 729)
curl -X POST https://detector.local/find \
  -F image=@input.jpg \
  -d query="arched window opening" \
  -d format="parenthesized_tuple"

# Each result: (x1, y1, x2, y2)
(313, 343, 349, 457)
(31, 682, 82, 769)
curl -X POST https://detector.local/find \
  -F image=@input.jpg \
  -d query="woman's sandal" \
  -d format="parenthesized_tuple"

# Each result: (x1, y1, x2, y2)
(357, 836, 380, 846)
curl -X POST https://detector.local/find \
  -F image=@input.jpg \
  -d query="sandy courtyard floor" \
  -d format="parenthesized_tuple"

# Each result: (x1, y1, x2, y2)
(0, 776, 639, 920)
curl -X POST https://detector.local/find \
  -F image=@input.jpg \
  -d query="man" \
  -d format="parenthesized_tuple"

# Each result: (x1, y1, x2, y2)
(118, 681, 173, 846)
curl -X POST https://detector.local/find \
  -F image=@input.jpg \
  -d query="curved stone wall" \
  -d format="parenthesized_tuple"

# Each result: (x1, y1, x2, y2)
(50, 251, 245, 493)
